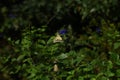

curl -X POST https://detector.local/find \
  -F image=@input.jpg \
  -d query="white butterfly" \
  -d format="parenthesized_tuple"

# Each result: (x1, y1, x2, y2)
(53, 33, 63, 43)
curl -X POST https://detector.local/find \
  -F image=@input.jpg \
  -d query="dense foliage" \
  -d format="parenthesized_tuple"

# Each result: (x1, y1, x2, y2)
(0, 0, 120, 80)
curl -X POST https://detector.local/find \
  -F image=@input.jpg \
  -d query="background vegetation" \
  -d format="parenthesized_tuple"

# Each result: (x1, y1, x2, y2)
(0, 0, 120, 80)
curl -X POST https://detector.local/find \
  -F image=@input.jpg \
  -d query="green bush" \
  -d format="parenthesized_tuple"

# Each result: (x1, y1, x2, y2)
(0, 0, 120, 80)
(1, 21, 120, 79)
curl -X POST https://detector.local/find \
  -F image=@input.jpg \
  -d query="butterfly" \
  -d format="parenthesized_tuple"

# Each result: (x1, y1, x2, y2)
(53, 33, 63, 43)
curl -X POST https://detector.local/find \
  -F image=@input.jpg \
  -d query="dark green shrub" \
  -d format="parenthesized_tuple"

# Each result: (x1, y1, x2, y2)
(0, 0, 120, 80)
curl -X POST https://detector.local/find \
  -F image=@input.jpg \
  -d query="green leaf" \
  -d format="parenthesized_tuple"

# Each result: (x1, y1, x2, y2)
(11, 58, 17, 62)
(104, 71, 115, 77)
(17, 54, 25, 61)
(56, 3, 62, 12)
(67, 76, 73, 80)
(68, 70, 75, 75)
(78, 76, 84, 80)
(107, 60, 113, 69)
(117, 78, 120, 80)
(41, 28, 46, 32)
(58, 53, 68, 59)
(38, 40, 46, 45)
(96, 72, 104, 78)
(41, 76, 50, 80)
(116, 69, 120, 77)
(114, 42, 120, 49)
(1, 7, 7, 13)
(15, 66, 21, 73)
(47, 36, 55, 44)
(116, 60, 120, 65)
(109, 52, 119, 62)
(100, 76, 109, 80)
(83, 66, 93, 72)
(90, 78, 96, 80)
